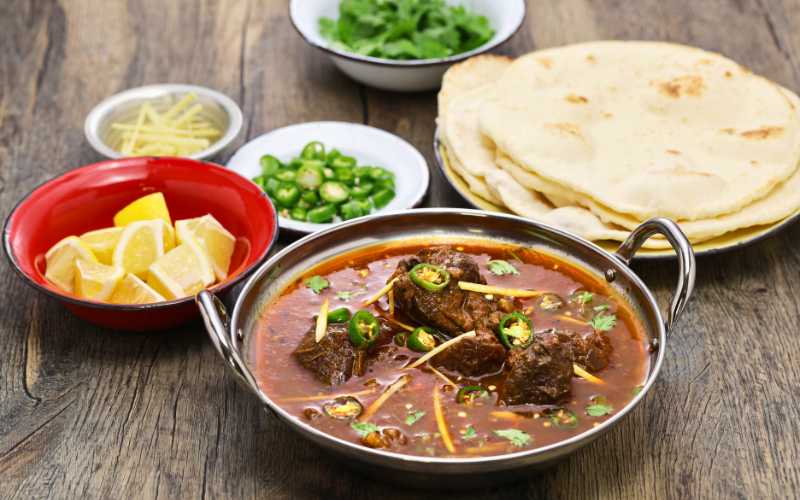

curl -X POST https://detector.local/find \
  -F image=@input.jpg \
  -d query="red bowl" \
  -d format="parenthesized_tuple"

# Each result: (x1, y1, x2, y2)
(3, 156, 278, 331)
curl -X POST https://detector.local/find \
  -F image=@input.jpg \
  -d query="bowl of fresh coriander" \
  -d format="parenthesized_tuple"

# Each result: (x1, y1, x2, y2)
(289, 0, 526, 92)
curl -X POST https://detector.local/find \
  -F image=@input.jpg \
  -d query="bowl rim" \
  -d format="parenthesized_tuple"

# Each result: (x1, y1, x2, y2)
(2, 156, 279, 312)
(288, 0, 527, 68)
(225, 208, 669, 467)
(84, 83, 244, 161)
(225, 120, 431, 234)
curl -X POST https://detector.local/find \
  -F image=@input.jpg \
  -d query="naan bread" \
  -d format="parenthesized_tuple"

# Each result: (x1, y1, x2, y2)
(480, 41, 800, 221)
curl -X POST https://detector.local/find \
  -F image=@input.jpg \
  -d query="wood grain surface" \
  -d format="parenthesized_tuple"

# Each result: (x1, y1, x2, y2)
(1, 1, 799, 498)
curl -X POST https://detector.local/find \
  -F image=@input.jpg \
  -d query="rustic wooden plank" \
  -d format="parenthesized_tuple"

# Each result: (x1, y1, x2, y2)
(1, 0, 799, 499)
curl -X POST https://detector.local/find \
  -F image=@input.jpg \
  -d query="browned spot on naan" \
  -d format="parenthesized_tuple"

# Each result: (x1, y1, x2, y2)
(720, 128, 736, 134)
(657, 75, 706, 98)
(724, 71, 733, 78)
(545, 123, 583, 137)
(666, 149, 681, 155)
(566, 94, 588, 104)
(750, 160, 759, 166)
(602, 112, 613, 118)
(538, 57, 553, 69)
(586, 54, 596, 63)
(740, 126, 784, 140)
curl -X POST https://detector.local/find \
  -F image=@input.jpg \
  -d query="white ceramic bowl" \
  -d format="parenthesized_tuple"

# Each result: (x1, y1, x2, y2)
(289, 0, 526, 92)
(84, 84, 243, 160)
(226, 121, 430, 233)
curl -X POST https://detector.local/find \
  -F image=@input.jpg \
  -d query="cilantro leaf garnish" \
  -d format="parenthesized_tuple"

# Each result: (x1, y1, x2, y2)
(632, 385, 644, 396)
(487, 260, 519, 276)
(305, 275, 330, 294)
(586, 396, 614, 417)
(593, 304, 610, 312)
(405, 410, 426, 426)
(493, 429, 531, 447)
(319, 0, 495, 61)
(462, 425, 477, 440)
(590, 313, 617, 331)
(573, 291, 594, 304)
(351, 421, 379, 436)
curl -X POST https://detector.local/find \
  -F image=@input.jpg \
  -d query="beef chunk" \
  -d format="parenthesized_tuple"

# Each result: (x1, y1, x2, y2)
(502, 331, 573, 405)
(390, 246, 507, 376)
(568, 331, 613, 372)
(432, 327, 507, 377)
(293, 320, 394, 386)
(391, 246, 486, 335)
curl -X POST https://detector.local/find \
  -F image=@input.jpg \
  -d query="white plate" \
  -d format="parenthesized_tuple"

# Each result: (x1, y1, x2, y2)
(226, 122, 430, 234)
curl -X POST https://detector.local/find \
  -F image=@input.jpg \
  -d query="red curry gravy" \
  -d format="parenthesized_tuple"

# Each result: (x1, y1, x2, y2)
(250, 240, 650, 458)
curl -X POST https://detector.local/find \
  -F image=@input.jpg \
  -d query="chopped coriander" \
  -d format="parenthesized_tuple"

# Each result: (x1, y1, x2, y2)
(586, 396, 613, 417)
(590, 313, 617, 331)
(336, 290, 354, 300)
(305, 275, 330, 294)
(574, 291, 594, 304)
(487, 259, 519, 276)
(351, 421, 379, 436)
(462, 425, 477, 440)
(319, 0, 495, 61)
(545, 408, 579, 429)
(493, 429, 531, 447)
(405, 410, 426, 426)
(593, 304, 610, 312)
(632, 385, 644, 396)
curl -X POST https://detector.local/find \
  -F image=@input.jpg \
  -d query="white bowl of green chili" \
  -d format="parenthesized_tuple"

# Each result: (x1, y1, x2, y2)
(289, 0, 526, 92)
(226, 121, 430, 234)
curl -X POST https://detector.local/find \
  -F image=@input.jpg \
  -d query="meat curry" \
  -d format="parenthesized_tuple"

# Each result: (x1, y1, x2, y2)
(250, 240, 650, 458)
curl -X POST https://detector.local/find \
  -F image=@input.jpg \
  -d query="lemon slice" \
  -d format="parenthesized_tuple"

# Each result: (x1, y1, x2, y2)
(113, 192, 172, 227)
(74, 260, 124, 301)
(175, 214, 236, 281)
(45, 236, 98, 293)
(112, 220, 167, 278)
(79, 227, 123, 265)
(147, 240, 215, 299)
(109, 273, 166, 304)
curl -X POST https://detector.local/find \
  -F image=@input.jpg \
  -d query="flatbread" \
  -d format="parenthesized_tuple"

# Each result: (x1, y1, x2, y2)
(480, 41, 800, 221)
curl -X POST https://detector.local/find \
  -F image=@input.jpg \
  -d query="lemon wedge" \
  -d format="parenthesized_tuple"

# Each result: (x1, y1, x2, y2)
(175, 214, 236, 281)
(112, 220, 168, 278)
(45, 236, 98, 293)
(109, 273, 166, 304)
(147, 240, 215, 299)
(74, 260, 125, 301)
(79, 227, 123, 265)
(113, 192, 172, 227)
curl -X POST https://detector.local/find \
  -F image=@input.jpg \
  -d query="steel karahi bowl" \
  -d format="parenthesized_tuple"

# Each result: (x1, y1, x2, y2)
(197, 209, 695, 487)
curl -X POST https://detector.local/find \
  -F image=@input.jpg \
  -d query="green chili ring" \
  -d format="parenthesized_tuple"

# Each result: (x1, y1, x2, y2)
(407, 327, 437, 353)
(327, 307, 351, 323)
(348, 310, 381, 348)
(408, 263, 450, 292)
(498, 312, 534, 349)
(456, 386, 488, 405)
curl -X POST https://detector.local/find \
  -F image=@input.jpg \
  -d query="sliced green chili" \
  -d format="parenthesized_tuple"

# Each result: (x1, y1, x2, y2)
(307, 204, 337, 223)
(407, 327, 437, 353)
(409, 263, 450, 292)
(331, 155, 357, 169)
(348, 310, 381, 348)
(327, 307, 351, 323)
(339, 200, 364, 221)
(259, 154, 282, 177)
(289, 206, 308, 221)
(296, 164, 325, 190)
(371, 188, 395, 209)
(456, 386, 488, 405)
(274, 169, 297, 182)
(274, 182, 301, 207)
(319, 181, 350, 203)
(498, 312, 534, 349)
(300, 190, 319, 205)
(350, 182, 374, 199)
(393, 332, 408, 347)
(301, 141, 325, 160)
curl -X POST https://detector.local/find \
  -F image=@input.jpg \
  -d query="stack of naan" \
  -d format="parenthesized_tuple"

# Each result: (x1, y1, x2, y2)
(437, 41, 800, 249)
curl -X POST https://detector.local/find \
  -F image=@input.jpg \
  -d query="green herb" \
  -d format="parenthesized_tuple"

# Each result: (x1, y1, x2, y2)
(593, 304, 610, 312)
(546, 408, 579, 429)
(574, 291, 594, 304)
(405, 410, 426, 426)
(462, 425, 477, 440)
(351, 421, 379, 436)
(586, 396, 613, 417)
(632, 385, 644, 396)
(487, 260, 519, 276)
(493, 429, 531, 448)
(305, 275, 330, 294)
(319, 0, 495, 61)
(590, 313, 617, 331)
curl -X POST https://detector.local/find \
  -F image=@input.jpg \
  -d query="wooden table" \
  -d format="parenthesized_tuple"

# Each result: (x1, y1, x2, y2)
(2, 1, 799, 498)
